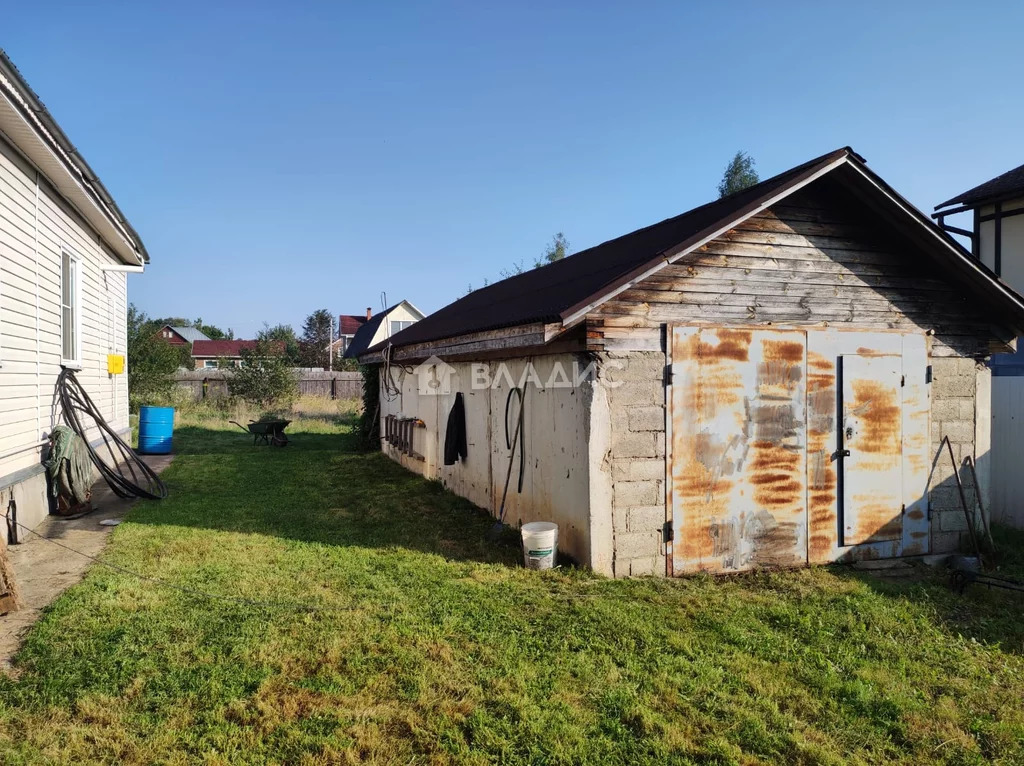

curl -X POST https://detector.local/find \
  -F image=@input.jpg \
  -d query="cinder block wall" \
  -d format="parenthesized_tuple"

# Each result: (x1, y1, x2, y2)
(600, 351, 667, 577)
(929, 357, 986, 553)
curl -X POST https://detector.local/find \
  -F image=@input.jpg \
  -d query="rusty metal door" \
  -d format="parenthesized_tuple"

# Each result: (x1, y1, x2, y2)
(839, 355, 904, 545)
(670, 327, 807, 573)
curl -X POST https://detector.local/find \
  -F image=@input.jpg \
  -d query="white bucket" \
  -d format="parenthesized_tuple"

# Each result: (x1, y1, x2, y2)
(521, 522, 558, 570)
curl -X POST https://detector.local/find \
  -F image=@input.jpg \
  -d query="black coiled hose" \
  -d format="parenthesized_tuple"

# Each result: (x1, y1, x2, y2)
(55, 368, 168, 500)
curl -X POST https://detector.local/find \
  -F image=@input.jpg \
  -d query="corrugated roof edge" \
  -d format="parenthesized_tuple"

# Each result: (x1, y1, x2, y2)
(934, 161, 1024, 211)
(0, 49, 149, 264)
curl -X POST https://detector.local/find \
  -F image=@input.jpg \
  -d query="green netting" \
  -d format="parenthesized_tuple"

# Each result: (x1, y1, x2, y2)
(43, 425, 95, 505)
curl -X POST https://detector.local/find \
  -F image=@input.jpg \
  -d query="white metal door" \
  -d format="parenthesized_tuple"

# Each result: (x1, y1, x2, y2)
(670, 327, 807, 573)
(840, 355, 903, 545)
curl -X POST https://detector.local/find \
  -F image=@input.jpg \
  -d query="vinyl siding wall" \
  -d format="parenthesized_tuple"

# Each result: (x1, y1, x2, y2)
(0, 133, 128, 526)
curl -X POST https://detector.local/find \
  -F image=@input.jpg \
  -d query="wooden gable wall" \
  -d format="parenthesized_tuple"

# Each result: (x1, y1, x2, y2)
(588, 178, 1015, 358)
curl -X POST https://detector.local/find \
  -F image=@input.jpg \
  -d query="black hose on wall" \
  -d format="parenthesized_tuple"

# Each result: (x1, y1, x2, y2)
(55, 368, 168, 500)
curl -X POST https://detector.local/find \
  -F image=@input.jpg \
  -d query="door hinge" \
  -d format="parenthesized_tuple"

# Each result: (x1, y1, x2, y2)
(663, 365, 673, 386)
(901, 374, 905, 387)
(662, 521, 674, 543)
(926, 365, 933, 384)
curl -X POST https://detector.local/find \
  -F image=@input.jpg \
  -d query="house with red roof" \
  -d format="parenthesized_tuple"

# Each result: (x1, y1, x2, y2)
(191, 339, 265, 369)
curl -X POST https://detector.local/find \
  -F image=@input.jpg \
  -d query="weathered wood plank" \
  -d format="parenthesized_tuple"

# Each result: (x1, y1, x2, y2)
(705, 238, 911, 266)
(626, 281, 964, 306)
(687, 247, 920, 275)
(739, 213, 876, 239)
(598, 301, 999, 333)
(650, 264, 954, 292)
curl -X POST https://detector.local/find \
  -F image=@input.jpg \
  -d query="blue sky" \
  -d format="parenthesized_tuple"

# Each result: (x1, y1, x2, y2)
(4, 2, 1022, 337)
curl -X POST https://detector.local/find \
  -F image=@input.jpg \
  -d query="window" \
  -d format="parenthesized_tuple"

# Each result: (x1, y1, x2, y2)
(61, 251, 81, 365)
(203, 359, 218, 369)
(390, 320, 414, 335)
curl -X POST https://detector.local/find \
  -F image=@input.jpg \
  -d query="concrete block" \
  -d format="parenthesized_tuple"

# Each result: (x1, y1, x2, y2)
(625, 458, 666, 481)
(928, 485, 961, 512)
(932, 375, 974, 399)
(610, 407, 628, 435)
(939, 510, 968, 532)
(627, 505, 667, 532)
(615, 530, 662, 560)
(614, 480, 660, 508)
(939, 420, 974, 443)
(612, 429, 657, 459)
(958, 357, 981, 375)
(627, 406, 665, 432)
(612, 509, 629, 532)
(613, 353, 664, 382)
(655, 431, 666, 456)
(958, 399, 976, 420)
(932, 399, 960, 421)
(609, 381, 664, 408)
(930, 531, 963, 554)
(628, 556, 659, 577)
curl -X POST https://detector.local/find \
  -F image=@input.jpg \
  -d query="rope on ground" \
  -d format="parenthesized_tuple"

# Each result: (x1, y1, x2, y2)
(7, 517, 354, 615)
(55, 368, 167, 500)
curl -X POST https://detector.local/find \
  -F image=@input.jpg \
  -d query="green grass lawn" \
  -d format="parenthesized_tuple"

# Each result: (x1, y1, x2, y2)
(2, 410, 1024, 765)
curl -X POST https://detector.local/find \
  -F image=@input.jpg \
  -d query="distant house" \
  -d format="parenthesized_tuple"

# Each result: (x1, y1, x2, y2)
(343, 301, 425, 359)
(155, 325, 210, 347)
(329, 310, 371, 357)
(191, 340, 263, 369)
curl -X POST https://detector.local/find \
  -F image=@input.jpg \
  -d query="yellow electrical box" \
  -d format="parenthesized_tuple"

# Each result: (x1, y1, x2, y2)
(107, 354, 125, 374)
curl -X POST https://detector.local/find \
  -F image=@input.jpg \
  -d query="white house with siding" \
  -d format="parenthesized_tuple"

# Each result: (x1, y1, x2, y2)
(0, 50, 148, 534)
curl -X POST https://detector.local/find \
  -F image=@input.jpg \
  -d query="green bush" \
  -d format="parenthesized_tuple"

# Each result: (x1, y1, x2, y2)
(228, 340, 298, 408)
(127, 304, 186, 412)
(359, 364, 380, 450)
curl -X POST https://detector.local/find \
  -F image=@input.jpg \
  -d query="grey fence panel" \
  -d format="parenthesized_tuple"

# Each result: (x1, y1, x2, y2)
(172, 370, 362, 401)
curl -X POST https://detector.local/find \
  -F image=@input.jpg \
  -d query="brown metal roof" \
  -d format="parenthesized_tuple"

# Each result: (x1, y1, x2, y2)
(936, 162, 1024, 210)
(191, 340, 277, 358)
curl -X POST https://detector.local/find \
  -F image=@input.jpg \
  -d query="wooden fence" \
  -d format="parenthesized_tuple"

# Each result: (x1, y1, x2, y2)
(172, 370, 362, 401)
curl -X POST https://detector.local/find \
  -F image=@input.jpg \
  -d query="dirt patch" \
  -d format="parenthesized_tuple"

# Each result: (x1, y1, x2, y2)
(0, 454, 173, 673)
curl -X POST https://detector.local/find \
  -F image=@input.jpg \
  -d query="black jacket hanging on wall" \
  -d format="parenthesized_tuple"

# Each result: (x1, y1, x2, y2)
(443, 392, 468, 465)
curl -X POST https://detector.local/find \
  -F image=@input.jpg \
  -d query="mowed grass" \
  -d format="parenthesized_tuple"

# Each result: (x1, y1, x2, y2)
(2, 412, 1024, 764)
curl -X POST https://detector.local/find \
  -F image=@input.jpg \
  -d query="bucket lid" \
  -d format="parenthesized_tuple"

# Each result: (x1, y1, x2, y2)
(521, 521, 557, 534)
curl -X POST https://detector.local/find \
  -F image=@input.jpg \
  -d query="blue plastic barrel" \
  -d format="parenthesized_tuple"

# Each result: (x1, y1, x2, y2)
(138, 405, 175, 454)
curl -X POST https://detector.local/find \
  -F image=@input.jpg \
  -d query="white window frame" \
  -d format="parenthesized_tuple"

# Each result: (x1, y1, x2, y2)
(60, 248, 83, 369)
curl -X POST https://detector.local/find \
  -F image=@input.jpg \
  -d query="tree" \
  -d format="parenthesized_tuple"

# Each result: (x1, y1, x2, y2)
(258, 322, 301, 365)
(717, 151, 759, 198)
(228, 339, 297, 409)
(535, 232, 569, 267)
(468, 232, 571, 291)
(299, 309, 334, 369)
(127, 304, 185, 410)
(498, 260, 525, 280)
(192, 317, 233, 340)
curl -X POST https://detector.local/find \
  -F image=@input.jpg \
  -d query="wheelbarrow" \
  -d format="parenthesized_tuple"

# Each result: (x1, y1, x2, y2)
(229, 419, 291, 446)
